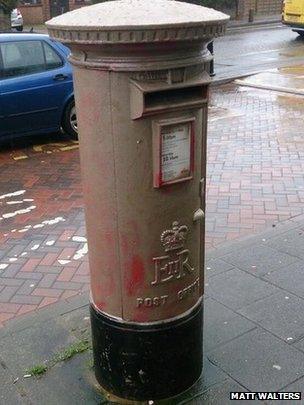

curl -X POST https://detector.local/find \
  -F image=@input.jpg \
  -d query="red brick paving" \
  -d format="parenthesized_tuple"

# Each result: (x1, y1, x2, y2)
(1, 83, 304, 326)
(206, 84, 304, 248)
(0, 139, 88, 327)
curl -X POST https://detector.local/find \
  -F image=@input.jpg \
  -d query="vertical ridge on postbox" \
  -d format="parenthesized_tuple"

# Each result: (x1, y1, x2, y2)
(73, 68, 124, 318)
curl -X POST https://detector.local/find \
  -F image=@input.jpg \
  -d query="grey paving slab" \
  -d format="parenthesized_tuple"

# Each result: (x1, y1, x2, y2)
(263, 261, 304, 299)
(205, 268, 279, 310)
(182, 379, 249, 405)
(266, 228, 304, 259)
(18, 351, 102, 405)
(206, 221, 301, 261)
(0, 364, 27, 405)
(0, 323, 74, 377)
(238, 292, 304, 343)
(204, 298, 256, 351)
(0, 306, 90, 375)
(205, 258, 234, 279)
(208, 328, 304, 392)
(0, 293, 89, 339)
(201, 358, 229, 391)
(293, 336, 304, 353)
(266, 377, 304, 405)
(4, 353, 228, 405)
(221, 244, 300, 276)
(159, 358, 229, 405)
(264, 384, 304, 405)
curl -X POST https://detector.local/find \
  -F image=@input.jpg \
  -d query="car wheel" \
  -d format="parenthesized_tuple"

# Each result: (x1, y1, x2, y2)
(16, 25, 23, 31)
(62, 100, 78, 140)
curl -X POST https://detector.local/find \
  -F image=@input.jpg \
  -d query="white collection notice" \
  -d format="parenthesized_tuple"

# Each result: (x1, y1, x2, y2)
(161, 123, 191, 183)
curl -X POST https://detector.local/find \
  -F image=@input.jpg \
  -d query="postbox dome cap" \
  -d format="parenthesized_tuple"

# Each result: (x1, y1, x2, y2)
(47, 0, 228, 29)
(47, 0, 229, 45)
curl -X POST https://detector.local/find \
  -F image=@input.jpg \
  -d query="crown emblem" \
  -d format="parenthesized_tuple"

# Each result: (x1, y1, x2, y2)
(160, 221, 188, 252)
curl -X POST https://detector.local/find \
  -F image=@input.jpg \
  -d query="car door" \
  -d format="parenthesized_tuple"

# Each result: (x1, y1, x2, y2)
(0, 39, 73, 137)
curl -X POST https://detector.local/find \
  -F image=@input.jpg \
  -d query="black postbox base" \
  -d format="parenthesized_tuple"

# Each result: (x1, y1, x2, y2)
(90, 302, 203, 402)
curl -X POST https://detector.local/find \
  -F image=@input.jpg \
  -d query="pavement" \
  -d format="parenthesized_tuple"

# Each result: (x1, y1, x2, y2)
(228, 14, 281, 29)
(1, 83, 304, 402)
(3, 76, 304, 325)
(213, 21, 304, 84)
(2, 213, 304, 404)
(207, 76, 304, 247)
(1, 36, 304, 402)
(0, 137, 88, 327)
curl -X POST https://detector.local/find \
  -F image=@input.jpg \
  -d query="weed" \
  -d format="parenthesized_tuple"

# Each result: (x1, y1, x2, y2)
(25, 339, 91, 377)
(26, 364, 47, 376)
(55, 339, 91, 362)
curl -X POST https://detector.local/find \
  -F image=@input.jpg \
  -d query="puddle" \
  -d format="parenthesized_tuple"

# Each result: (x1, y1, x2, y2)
(276, 93, 304, 108)
(279, 48, 304, 58)
(208, 106, 244, 122)
(277, 65, 304, 76)
(236, 70, 304, 95)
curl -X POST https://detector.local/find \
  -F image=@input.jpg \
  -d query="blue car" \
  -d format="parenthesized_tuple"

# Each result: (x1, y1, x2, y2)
(0, 33, 77, 140)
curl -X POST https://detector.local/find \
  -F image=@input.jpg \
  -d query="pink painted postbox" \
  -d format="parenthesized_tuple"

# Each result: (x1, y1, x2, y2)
(47, 1, 228, 402)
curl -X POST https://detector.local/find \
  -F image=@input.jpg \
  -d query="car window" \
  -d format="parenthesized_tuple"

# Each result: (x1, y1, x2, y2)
(1, 41, 45, 78)
(43, 41, 63, 70)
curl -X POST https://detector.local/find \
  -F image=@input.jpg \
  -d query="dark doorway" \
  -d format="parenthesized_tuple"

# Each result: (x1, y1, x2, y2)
(50, 0, 69, 17)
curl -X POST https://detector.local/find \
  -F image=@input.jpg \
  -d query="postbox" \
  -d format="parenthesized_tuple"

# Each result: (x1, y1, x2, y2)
(46, 1, 228, 402)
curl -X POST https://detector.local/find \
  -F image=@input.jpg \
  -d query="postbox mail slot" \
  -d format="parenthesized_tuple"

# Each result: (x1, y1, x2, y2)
(130, 73, 210, 119)
(145, 85, 207, 110)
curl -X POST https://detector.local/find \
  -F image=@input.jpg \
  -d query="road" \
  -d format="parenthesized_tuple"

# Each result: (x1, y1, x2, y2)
(214, 23, 304, 79)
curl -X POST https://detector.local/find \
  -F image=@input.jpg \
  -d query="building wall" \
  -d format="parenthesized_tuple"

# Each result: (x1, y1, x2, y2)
(256, 0, 282, 15)
(18, 0, 282, 24)
(0, 8, 10, 30)
(42, 0, 51, 21)
(19, 4, 44, 24)
(69, 0, 84, 11)
(69, 0, 91, 11)
(238, 0, 282, 19)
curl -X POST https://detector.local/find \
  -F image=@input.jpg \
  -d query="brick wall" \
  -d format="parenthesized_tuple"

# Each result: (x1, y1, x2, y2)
(69, 0, 91, 11)
(68, 0, 83, 11)
(0, 8, 10, 30)
(238, 0, 282, 19)
(18, 4, 44, 24)
(20, 0, 282, 24)
(42, 0, 51, 21)
(256, 0, 282, 15)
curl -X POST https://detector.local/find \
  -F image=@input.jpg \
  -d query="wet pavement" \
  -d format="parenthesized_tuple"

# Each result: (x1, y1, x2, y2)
(215, 25, 304, 80)
(1, 68, 304, 325)
(2, 205, 304, 404)
(236, 65, 304, 94)
(0, 135, 87, 326)
(207, 79, 304, 247)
